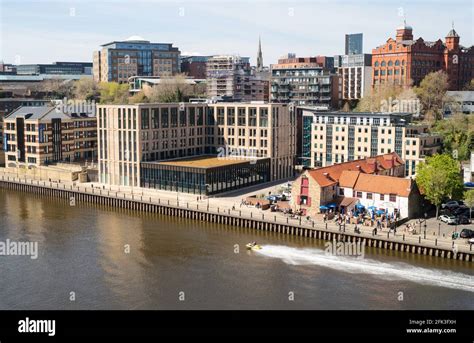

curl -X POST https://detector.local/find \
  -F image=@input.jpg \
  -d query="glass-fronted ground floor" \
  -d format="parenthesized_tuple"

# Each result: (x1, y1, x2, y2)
(140, 155, 271, 195)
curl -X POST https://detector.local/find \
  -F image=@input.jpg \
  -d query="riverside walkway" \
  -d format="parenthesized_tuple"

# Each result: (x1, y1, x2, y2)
(0, 169, 472, 261)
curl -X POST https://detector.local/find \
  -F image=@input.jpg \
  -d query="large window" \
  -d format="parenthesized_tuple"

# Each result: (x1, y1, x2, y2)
(249, 108, 257, 126)
(170, 108, 178, 127)
(188, 107, 195, 126)
(217, 107, 225, 125)
(161, 108, 169, 128)
(179, 108, 186, 127)
(152, 108, 159, 129)
(259, 108, 268, 127)
(238, 108, 246, 126)
(227, 108, 235, 126)
(197, 107, 203, 125)
(141, 109, 149, 129)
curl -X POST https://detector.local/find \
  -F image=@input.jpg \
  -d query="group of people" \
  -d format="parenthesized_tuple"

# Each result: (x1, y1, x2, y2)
(319, 207, 401, 235)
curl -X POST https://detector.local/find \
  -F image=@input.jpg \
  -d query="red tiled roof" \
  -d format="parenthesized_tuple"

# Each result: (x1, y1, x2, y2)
(353, 173, 413, 197)
(307, 152, 404, 187)
(338, 170, 360, 188)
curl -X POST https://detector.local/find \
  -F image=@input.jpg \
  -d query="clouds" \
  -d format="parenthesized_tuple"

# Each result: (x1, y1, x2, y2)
(0, 0, 472, 65)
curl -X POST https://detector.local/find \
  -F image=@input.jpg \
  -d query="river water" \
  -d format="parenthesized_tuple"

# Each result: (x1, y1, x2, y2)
(0, 189, 472, 310)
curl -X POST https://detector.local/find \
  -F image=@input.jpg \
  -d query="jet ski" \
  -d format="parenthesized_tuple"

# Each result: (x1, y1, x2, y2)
(246, 242, 262, 251)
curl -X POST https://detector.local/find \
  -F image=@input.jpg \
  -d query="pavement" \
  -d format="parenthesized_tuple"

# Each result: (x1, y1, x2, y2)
(404, 216, 474, 239)
(1, 169, 473, 254)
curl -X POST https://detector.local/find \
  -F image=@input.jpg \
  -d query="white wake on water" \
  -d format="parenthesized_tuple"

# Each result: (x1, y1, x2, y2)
(255, 245, 474, 292)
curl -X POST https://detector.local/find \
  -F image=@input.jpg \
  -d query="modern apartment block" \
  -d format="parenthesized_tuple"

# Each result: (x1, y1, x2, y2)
(334, 54, 372, 102)
(0, 98, 50, 166)
(210, 103, 296, 181)
(372, 24, 474, 90)
(345, 33, 363, 55)
(180, 55, 210, 79)
(270, 54, 338, 108)
(206, 55, 267, 101)
(300, 110, 442, 176)
(97, 102, 296, 190)
(16, 62, 92, 76)
(3, 106, 97, 166)
(93, 36, 180, 83)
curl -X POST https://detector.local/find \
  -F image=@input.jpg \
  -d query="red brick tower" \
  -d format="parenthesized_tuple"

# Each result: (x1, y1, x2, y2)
(444, 26, 461, 90)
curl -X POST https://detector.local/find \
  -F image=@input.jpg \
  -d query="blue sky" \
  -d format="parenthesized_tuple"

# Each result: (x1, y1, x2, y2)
(1, 0, 473, 65)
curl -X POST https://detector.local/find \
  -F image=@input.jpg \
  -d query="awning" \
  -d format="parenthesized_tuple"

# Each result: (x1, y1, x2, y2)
(337, 197, 359, 208)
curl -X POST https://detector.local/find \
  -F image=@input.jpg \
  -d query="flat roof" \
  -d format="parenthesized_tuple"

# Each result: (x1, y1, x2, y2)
(149, 155, 263, 169)
(300, 110, 412, 117)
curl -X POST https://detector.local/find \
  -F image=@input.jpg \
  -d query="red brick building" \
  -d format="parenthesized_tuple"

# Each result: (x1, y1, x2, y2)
(180, 56, 210, 79)
(372, 24, 474, 90)
(290, 152, 405, 216)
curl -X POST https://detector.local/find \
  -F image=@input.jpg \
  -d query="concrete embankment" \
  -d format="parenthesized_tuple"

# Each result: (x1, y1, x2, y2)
(0, 175, 472, 262)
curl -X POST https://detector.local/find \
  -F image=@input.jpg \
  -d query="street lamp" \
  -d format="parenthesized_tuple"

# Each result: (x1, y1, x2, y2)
(424, 212, 427, 239)
(205, 184, 210, 210)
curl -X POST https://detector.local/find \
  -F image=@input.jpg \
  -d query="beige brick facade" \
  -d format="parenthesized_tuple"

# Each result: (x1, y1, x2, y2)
(98, 102, 296, 187)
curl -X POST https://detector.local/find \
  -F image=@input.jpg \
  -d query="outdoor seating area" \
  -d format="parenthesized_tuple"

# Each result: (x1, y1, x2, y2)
(318, 202, 401, 231)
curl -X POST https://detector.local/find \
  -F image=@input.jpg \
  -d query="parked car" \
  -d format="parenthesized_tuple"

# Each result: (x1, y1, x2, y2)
(456, 216, 471, 225)
(439, 215, 458, 224)
(459, 228, 474, 239)
(442, 200, 464, 210)
(453, 206, 470, 216)
(266, 195, 278, 203)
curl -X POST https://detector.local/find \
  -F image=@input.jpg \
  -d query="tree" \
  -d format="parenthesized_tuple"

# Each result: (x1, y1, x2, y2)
(73, 77, 99, 101)
(463, 189, 474, 219)
(128, 91, 148, 104)
(34, 78, 75, 99)
(463, 79, 474, 91)
(416, 154, 464, 218)
(431, 113, 474, 161)
(414, 71, 449, 123)
(355, 83, 405, 112)
(98, 82, 130, 104)
(143, 74, 205, 103)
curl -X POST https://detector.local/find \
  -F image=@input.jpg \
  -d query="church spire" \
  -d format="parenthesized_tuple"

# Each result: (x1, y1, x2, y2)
(257, 36, 263, 72)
